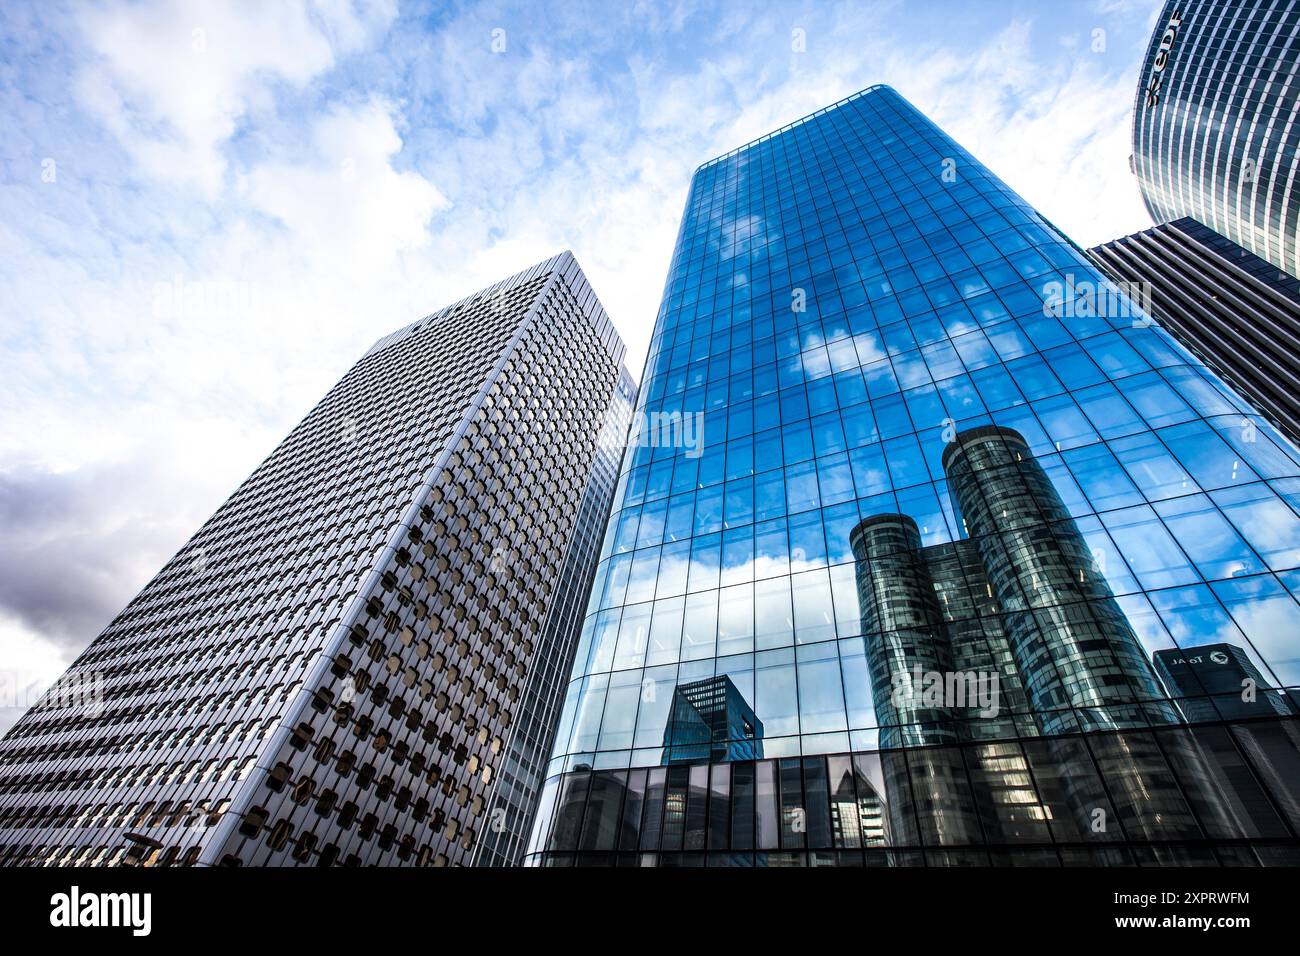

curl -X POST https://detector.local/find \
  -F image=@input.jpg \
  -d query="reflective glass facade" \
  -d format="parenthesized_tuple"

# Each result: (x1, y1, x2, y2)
(1133, 0, 1300, 279)
(527, 86, 1300, 866)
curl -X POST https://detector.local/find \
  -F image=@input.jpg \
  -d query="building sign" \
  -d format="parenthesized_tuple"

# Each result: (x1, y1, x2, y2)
(1144, 8, 1185, 108)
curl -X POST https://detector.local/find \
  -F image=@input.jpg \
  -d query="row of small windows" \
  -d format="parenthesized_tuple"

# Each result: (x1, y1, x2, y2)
(210, 288, 623, 865)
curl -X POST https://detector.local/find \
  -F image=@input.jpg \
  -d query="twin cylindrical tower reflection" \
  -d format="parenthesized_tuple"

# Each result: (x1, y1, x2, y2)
(852, 426, 1229, 847)
(537, 426, 1277, 859)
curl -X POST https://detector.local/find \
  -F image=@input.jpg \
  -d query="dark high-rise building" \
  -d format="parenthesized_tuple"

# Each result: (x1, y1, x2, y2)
(0, 251, 635, 868)
(1154, 642, 1297, 722)
(662, 675, 764, 764)
(1132, 1, 1300, 278)
(1089, 216, 1300, 446)
(526, 86, 1300, 867)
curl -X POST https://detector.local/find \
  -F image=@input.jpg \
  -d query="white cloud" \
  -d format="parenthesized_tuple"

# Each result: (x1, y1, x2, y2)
(644, 11, 1151, 254)
(240, 100, 450, 275)
(908, 20, 1151, 248)
(75, 0, 396, 194)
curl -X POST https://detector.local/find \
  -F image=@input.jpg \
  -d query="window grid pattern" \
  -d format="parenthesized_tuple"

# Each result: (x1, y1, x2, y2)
(1133, 0, 1300, 279)
(528, 86, 1300, 866)
(1089, 215, 1300, 449)
(0, 252, 630, 868)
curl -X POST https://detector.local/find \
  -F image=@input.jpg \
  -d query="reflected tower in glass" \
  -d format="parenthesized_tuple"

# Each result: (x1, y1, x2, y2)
(527, 86, 1300, 867)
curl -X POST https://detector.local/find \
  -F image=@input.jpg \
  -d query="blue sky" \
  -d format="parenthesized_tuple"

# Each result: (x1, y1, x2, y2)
(0, 0, 1164, 727)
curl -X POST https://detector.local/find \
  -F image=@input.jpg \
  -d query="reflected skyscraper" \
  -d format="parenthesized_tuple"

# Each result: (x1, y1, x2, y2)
(940, 426, 1177, 734)
(1155, 643, 1298, 723)
(663, 675, 764, 764)
(853, 425, 1227, 850)
(528, 85, 1300, 866)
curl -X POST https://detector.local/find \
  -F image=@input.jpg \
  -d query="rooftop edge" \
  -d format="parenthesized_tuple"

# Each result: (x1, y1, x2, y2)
(694, 83, 892, 172)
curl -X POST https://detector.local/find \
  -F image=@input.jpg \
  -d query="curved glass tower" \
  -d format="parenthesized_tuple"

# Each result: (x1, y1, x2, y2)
(528, 86, 1300, 866)
(1133, 0, 1300, 279)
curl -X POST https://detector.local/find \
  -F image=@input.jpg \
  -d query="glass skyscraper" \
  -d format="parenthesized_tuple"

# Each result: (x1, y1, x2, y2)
(526, 86, 1300, 867)
(1132, 0, 1300, 279)
(0, 252, 634, 867)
